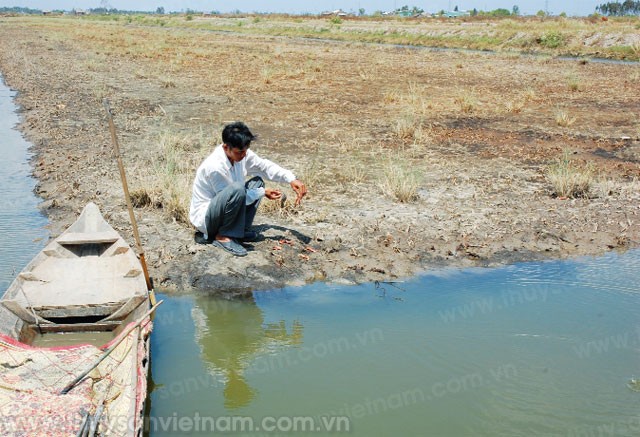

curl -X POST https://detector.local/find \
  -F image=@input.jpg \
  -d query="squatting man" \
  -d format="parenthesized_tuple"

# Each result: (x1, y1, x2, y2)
(189, 122, 307, 257)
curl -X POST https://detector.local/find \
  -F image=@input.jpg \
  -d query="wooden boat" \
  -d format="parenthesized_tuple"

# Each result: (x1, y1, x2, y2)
(0, 202, 157, 436)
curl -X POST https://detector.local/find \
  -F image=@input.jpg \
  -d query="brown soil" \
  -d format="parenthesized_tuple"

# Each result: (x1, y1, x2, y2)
(0, 17, 638, 296)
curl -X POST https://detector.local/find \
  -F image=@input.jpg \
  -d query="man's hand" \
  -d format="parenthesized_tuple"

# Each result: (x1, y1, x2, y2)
(290, 179, 307, 206)
(265, 188, 282, 200)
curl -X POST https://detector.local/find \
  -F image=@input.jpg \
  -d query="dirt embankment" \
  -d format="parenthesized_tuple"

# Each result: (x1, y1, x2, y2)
(0, 17, 638, 295)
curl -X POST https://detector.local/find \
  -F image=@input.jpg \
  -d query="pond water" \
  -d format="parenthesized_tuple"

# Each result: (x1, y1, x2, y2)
(0, 77, 48, 291)
(1, 76, 639, 436)
(147, 253, 640, 436)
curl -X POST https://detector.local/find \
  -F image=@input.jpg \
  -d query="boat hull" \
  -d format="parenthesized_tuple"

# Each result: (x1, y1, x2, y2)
(0, 203, 154, 436)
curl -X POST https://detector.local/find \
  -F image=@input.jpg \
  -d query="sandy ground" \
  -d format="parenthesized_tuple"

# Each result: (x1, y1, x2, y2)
(0, 17, 638, 295)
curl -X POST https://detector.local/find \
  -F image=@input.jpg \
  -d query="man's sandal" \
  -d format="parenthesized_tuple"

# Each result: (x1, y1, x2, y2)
(212, 239, 248, 257)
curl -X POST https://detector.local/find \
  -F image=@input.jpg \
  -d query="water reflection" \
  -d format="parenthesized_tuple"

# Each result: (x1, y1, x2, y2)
(193, 295, 303, 409)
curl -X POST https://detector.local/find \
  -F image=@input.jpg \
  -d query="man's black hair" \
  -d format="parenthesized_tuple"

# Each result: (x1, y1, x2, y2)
(222, 122, 256, 150)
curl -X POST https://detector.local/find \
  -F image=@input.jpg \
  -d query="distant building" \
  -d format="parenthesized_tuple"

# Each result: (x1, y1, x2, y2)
(443, 10, 470, 18)
(321, 9, 347, 17)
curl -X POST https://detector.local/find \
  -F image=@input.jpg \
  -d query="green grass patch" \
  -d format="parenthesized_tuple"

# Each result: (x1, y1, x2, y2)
(538, 31, 565, 49)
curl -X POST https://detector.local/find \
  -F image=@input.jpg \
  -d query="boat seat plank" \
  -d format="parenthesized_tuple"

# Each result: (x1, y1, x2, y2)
(1, 300, 53, 325)
(57, 231, 119, 245)
(102, 296, 146, 322)
(36, 321, 121, 333)
(35, 302, 125, 319)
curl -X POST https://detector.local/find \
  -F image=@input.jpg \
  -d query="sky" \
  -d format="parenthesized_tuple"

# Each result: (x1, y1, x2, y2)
(0, 1, 605, 17)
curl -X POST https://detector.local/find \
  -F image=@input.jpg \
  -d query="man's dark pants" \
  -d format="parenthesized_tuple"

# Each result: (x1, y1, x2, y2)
(204, 176, 264, 242)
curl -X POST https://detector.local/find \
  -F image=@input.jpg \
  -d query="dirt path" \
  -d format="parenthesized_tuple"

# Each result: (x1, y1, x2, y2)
(0, 17, 638, 296)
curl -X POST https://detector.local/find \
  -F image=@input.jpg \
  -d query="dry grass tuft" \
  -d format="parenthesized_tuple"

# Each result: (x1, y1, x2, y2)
(261, 66, 275, 84)
(383, 89, 401, 104)
(131, 129, 210, 224)
(93, 83, 108, 101)
(394, 116, 419, 141)
(130, 188, 154, 208)
(523, 87, 537, 102)
(454, 90, 477, 113)
(158, 131, 210, 222)
(342, 161, 368, 184)
(160, 76, 176, 88)
(379, 160, 420, 203)
(593, 176, 640, 200)
(555, 109, 576, 127)
(357, 68, 371, 81)
(84, 59, 100, 72)
(505, 99, 525, 114)
(259, 195, 298, 220)
(567, 74, 582, 92)
(404, 82, 431, 116)
(545, 150, 594, 198)
(297, 158, 325, 193)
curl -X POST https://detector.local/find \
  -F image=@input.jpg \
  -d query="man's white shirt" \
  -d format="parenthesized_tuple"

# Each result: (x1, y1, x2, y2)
(189, 144, 296, 236)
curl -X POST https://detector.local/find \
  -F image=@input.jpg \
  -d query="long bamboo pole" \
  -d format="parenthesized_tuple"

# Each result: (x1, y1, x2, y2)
(103, 99, 155, 298)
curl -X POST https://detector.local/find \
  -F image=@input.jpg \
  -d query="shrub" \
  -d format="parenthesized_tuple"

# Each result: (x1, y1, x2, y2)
(538, 31, 564, 48)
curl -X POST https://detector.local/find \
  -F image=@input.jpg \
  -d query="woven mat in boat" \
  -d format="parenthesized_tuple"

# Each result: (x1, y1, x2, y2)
(0, 321, 149, 436)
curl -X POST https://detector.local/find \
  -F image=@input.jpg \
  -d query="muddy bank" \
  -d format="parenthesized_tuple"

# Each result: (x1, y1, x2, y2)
(0, 17, 638, 295)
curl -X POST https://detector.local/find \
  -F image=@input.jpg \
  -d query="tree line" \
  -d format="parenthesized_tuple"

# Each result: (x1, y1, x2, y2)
(596, 1, 640, 15)
(0, 6, 42, 14)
